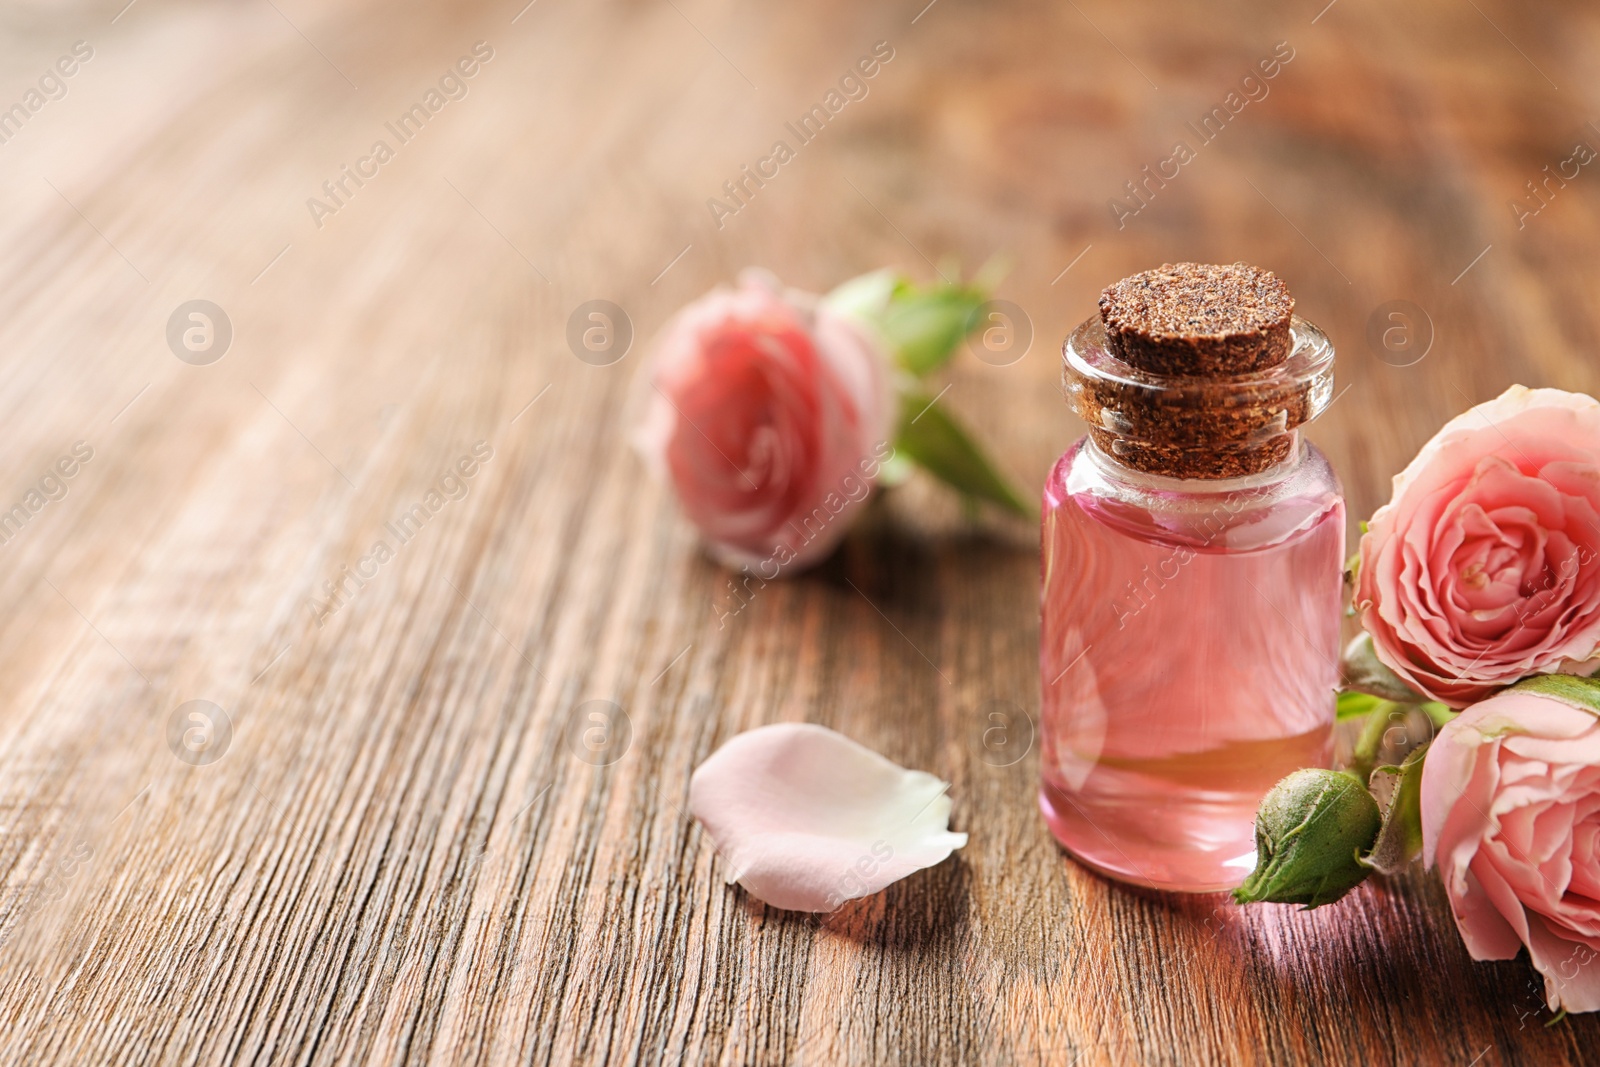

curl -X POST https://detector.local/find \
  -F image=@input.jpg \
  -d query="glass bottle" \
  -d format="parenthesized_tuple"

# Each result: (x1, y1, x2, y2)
(1038, 291, 1344, 893)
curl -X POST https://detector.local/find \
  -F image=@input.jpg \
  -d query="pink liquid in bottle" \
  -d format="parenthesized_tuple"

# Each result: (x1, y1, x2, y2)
(1040, 290, 1345, 893)
(1039, 439, 1343, 891)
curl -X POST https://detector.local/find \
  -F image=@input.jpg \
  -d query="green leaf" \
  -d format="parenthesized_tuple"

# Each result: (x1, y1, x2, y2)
(881, 285, 988, 376)
(1359, 741, 1429, 875)
(825, 269, 999, 377)
(895, 391, 1033, 518)
(1335, 691, 1383, 721)
(1339, 633, 1427, 703)
(822, 269, 903, 324)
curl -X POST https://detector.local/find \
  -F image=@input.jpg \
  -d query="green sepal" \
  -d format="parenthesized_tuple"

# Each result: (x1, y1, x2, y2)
(1339, 633, 1427, 703)
(895, 391, 1033, 518)
(1360, 741, 1429, 875)
(1508, 673, 1600, 717)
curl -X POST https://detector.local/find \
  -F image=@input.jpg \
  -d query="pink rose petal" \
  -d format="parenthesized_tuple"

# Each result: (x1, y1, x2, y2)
(689, 723, 967, 912)
(1357, 386, 1600, 706)
(1422, 688, 1600, 1012)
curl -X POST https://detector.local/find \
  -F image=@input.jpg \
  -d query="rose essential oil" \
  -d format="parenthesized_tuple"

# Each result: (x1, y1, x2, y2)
(1039, 264, 1345, 892)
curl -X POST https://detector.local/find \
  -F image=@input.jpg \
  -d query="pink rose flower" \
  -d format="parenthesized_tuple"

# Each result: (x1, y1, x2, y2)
(635, 271, 893, 570)
(1421, 682, 1600, 1013)
(1356, 386, 1600, 706)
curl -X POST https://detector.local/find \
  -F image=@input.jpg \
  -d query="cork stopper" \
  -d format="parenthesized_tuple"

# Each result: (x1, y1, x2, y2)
(1098, 263, 1294, 376)
(1064, 263, 1333, 480)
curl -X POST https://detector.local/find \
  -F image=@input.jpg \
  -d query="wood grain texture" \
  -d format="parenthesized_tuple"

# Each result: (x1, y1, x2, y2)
(0, 0, 1597, 1063)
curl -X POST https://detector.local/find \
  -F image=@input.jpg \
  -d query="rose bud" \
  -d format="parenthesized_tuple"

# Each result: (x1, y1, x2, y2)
(1233, 768, 1382, 907)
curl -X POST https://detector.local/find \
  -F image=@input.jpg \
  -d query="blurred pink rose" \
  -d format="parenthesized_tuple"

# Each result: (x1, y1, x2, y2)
(635, 271, 893, 570)
(1421, 683, 1600, 1013)
(1356, 386, 1600, 706)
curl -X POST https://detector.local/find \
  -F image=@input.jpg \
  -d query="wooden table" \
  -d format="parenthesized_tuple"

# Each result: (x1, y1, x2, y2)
(1, 0, 1596, 1062)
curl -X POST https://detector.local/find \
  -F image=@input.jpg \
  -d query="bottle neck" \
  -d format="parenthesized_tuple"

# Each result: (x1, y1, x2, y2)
(1062, 314, 1335, 480)
(1083, 431, 1306, 493)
